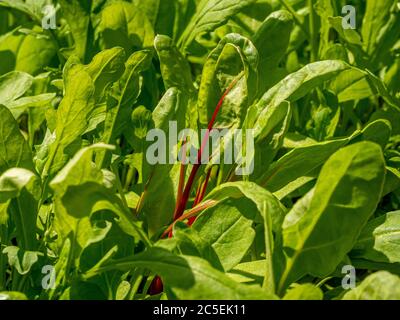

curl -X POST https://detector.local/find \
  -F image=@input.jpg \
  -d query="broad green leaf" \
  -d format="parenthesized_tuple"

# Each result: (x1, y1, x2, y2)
(204, 181, 286, 292)
(83, 47, 126, 102)
(352, 211, 400, 263)
(0, 27, 57, 76)
(171, 223, 224, 271)
(279, 142, 386, 293)
(193, 199, 256, 271)
(197, 33, 258, 129)
(83, 247, 278, 300)
(329, 17, 363, 46)
(0, 105, 34, 173)
(6, 93, 55, 120)
(97, 1, 155, 54)
(258, 60, 350, 108)
(0, 71, 33, 105)
(58, 0, 92, 61)
(43, 63, 95, 177)
(0, 0, 44, 22)
(258, 134, 356, 192)
(50, 144, 150, 264)
(251, 100, 292, 178)
(227, 260, 265, 285)
(370, 3, 400, 67)
(0, 168, 40, 226)
(141, 88, 188, 234)
(351, 119, 392, 149)
(252, 10, 293, 94)
(97, 50, 152, 168)
(362, 0, 395, 55)
(342, 271, 400, 300)
(155, 35, 195, 93)
(329, 69, 374, 103)
(178, 0, 257, 52)
(247, 60, 351, 138)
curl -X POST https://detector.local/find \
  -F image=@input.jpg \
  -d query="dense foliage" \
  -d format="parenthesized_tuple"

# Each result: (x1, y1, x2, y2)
(0, 0, 399, 300)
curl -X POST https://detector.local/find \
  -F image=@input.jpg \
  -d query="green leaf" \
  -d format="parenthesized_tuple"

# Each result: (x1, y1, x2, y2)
(253, 60, 350, 115)
(197, 33, 258, 128)
(178, 0, 257, 52)
(171, 223, 224, 271)
(58, 0, 92, 61)
(2, 246, 40, 275)
(97, 50, 152, 168)
(342, 271, 400, 300)
(83, 247, 278, 300)
(227, 260, 265, 285)
(279, 142, 386, 293)
(0, 27, 57, 76)
(0, 291, 27, 300)
(259, 134, 356, 192)
(362, 0, 395, 55)
(0, 168, 40, 225)
(155, 35, 195, 93)
(0, 0, 43, 22)
(50, 144, 150, 263)
(352, 211, 400, 264)
(352, 119, 392, 149)
(329, 17, 363, 46)
(283, 283, 323, 300)
(97, 1, 155, 54)
(252, 10, 293, 94)
(0, 105, 34, 173)
(204, 181, 286, 292)
(83, 47, 126, 102)
(6, 93, 56, 120)
(0, 71, 33, 105)
(43, 62, 96, 177)
(251, 100, 292, 178)
(193, 198, 256, 271)
(141, 88, 188, 234)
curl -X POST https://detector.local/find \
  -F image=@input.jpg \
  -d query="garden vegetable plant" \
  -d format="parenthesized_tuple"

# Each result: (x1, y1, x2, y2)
(0, 0, 399, 300)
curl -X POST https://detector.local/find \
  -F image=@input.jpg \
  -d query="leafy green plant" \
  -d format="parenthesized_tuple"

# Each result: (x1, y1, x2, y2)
(0, 0, 399, 300)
